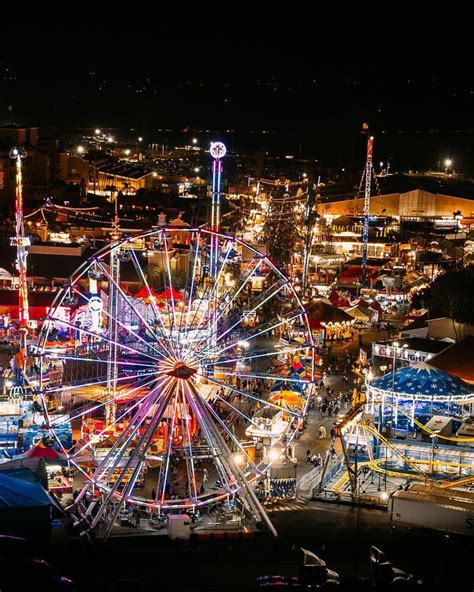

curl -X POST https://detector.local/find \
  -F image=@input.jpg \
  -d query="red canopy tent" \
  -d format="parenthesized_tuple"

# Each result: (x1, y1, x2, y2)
(134, 286, 161, 299)
(304, 299, 353, 331)
(156, 287, 184, 301)
(328, 290, 341, 306)
(24, 441, 64, 461)
(355, 298, 383, 313)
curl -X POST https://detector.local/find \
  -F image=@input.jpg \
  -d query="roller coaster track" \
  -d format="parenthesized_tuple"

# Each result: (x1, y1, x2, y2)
(331, 418, 474, 495)
(388, 403, 474, 443)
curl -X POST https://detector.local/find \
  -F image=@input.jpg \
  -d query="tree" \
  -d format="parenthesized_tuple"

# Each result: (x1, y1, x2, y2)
(430, 269, 474, 338)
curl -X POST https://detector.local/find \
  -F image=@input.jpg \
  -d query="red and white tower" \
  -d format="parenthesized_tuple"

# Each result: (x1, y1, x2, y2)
(9, 147, 30, 356)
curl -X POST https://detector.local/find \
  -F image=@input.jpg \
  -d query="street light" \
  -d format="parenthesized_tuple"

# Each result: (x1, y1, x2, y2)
(94, 128, 101, 136)
(76, 145, 84, 154)
(444, 158, 453, 176)
(192, 138, 198, 145)
(453, 210, 464, 269)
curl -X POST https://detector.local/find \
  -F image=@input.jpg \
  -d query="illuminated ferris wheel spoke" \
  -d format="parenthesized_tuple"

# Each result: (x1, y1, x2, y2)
(201, 344, 311, 369)
(181, 256, 217, 342)
(203, 255, 264, 334)
(216, 370, 311, 385)
(129, 250, 176, 354)
(92, 383, 174, 530)
(184, 382, 233, 488)
(84, 376, 170, 489)
(104, 385, 176, 531)
(40, 370, 155, 396)
(186, 379, 277, 535)
(94, 258, 175, 360)
(199, 378, 264, 431)
(179, 385, 198, 501)
(71, 287, 168, 361)
(204, 239, 233, 317)
(67, 391, 158, 463)
(130, 244, 174, 336)
(182, 230, 203, 341)
(204, 375, 301, 418)
(189, 257, 265, 355)
(46, 315, 162, 365)
(81, 378, 172, 514)
(162, 232, 179, 335)
(202, 397, 260, 474)
(183, 382, 233, 492)
(70, 381, 158, 461)
(47, 353, 157, 369)
(187, 240, 236, 356)
(157, 386, 180, 505)
(210, 311, 305, 359)
(205, 280, 288, 351)
(56, 374, 158, 430)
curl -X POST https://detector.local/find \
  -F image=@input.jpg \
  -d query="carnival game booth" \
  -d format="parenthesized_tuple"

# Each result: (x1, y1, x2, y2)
(366, 362, 473, 431)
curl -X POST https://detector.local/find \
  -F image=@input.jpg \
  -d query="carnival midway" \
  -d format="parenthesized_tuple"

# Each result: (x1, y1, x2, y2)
(1, 136, 474, 549)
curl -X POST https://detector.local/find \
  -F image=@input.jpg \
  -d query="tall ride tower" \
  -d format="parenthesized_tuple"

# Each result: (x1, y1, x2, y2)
(209, 141, 226, 277)
(357, 127, 379, 286)
(9, 147, 30, 359)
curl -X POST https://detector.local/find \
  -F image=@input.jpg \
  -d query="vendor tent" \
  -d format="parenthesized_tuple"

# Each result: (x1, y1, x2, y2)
(156, 286, 184, 301)
(345, 305, 373, 322)
(17, 441, 66, 464)
(304, 299, 353, 330)
(0, 473, 56, 541)
(268, 390, 303, 407)
(134, 285, 161, 299)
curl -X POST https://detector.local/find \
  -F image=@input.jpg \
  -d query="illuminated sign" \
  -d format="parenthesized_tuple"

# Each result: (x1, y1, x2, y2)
(373, 343, 431, 364)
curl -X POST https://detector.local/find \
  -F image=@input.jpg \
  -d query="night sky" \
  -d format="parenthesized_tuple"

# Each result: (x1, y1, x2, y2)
(1, 15, 473, 170)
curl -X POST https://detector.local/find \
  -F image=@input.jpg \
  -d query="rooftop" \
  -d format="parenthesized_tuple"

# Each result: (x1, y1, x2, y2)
(375, 337, 448, 355)
(430, 336, 474, 384)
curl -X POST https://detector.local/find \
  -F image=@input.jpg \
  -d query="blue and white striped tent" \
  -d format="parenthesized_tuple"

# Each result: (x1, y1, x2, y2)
(369, 362, 473, 402)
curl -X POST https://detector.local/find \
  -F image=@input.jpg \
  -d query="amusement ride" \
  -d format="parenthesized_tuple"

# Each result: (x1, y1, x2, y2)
(3, 142, 317, 538)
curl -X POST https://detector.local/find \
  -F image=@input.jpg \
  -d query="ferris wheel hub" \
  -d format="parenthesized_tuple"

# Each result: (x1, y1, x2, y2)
(167, 361, 198, 380)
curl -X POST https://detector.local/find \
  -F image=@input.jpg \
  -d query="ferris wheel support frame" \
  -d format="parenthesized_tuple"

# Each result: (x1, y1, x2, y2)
(106, 240, 120, 425)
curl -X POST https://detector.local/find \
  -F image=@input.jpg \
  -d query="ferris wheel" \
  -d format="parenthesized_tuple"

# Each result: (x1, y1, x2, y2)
(35, 227, 315, 537)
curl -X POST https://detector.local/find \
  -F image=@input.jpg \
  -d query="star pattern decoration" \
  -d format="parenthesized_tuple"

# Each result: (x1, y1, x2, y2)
(371, 362, 473, 399)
